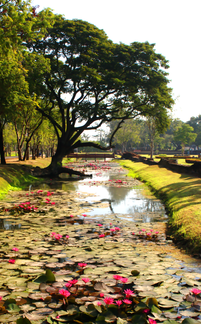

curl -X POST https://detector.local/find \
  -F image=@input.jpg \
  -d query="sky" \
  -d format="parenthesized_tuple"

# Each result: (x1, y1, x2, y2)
(31, 0, 201, 122)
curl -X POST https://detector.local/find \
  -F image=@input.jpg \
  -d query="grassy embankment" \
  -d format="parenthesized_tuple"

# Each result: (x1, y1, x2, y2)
(0, 157, 75, 199)
(0, 158, 52, 199)
(118, 159, 201, 255)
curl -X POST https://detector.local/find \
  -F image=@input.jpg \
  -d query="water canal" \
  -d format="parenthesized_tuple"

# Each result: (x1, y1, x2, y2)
(0, 161, 200, 323)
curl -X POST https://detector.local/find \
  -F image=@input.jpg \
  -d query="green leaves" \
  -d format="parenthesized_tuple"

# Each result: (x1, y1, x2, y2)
(34, 269, 55, 283)
(25, 16, 174, 161)
(16, 317, 32, 324)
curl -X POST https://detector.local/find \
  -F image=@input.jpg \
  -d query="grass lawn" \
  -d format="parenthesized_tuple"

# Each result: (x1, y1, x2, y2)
(118, 159, 201, 255)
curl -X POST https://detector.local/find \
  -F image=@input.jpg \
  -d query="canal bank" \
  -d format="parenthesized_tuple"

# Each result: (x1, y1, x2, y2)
(118, 159, 201, 255)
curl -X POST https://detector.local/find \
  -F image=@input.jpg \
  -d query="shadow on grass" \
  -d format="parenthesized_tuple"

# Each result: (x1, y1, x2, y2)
(158, 172, 201, 211)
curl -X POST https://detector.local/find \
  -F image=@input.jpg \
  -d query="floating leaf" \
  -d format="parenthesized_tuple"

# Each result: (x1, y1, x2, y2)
(79, 304, 98, 317)
(34, 269, 55, 283)
(16, 317, 32, 324)
(182, 318, 201, 324)
(131, 269, 140, 276)
(131, 314, 147, 324)
(163, 320, 179, 324)
(97, 310, 117, 323)
(117, 317, 128, 324)
(7, 302, 21, 313)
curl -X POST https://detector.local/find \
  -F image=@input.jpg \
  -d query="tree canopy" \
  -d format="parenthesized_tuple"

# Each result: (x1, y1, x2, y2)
(174, 124, 197, 155)
(26, 16, 174, 176)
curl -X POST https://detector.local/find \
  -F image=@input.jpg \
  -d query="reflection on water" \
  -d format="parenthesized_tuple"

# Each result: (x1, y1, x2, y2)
(60, 168, 167, 223)
(76, 183, 166, 222)
(0, 164, 167, 229)
(0, 218, 21, 230)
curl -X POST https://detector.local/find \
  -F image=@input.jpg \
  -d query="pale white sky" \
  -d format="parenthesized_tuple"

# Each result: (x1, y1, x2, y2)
(32, 0, 201, 122)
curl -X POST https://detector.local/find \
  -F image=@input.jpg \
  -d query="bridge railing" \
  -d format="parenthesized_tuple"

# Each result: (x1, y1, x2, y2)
(66, 152, 115, 161)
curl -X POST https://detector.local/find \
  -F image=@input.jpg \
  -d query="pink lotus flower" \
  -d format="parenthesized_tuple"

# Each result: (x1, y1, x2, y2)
(59, 289, 70, 298)
(69, 279, 78, 285)
(116, 300, 122, 306)
(114, 227, 120, 231)
(65, 282, 72, 288)
(110, 228, 116, 232)
(123, 299, 132, 304)
(100, 293, 104, 297)
(51, 202, 55, 205)
(97, 224, 103, 227)
(70, 215, 74, 217)
(55, 234, 62, 240)
(143, 309, 150, 314)
(78, 263, 87, 268)
(0, 296, 2, 301)
(120, 277, 128, 283)
(148, 319, 157, 324)
(37, 190, 43, 194)
(132, 232, 135, 235)
(66, 235, 69, 239)
(113, 275, 122, 281)
(12, 247, 19, 252)
(82, 214, 87, 217)
(103, 297, 114, 305)
(82, 278, 90, 283)
(155, 231, 159, 234)
(8, 259, 15, 264)
(190, 288, 201, 295)
(99, 234, 105, 238)
(124, 289, 134, 298)
(97, 301, 102, 306)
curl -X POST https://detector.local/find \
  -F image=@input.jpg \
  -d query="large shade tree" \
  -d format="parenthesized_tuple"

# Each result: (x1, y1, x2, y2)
(27, 16, 174, 177)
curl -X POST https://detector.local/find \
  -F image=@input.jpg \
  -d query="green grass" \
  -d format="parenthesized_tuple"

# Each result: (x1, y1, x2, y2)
(118, 159, 201, 254)
(0, 157, 76, 199)
(0, 160, 49, 199)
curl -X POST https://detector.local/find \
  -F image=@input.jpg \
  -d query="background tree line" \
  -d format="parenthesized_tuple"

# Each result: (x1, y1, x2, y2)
(4, 114, 201, 158)
(100, 115, 200, 156)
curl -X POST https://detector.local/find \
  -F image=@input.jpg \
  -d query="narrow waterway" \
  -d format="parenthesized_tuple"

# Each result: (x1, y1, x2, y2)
(0, 162, 167, 230)
(45, 161, 167, 222)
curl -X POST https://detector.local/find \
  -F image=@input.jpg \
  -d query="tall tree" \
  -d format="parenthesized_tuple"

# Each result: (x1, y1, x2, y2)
(27, 17, 174, 177)
(174, 124, 197, 155)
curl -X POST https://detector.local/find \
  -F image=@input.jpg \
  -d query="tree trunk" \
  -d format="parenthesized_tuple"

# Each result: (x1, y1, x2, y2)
(150, 140, 154, 159)
(23, 141, 30, 161)
(32, 141, 91, 178)
(0, 122, 6, 165)
(18, 148, 23, 161)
